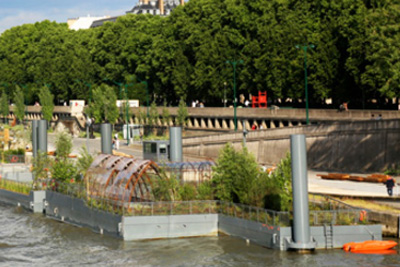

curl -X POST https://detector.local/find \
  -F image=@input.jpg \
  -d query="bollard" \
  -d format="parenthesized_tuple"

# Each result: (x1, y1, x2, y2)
(32, 120, 38, 158)
(288, 134, 316, 251)
(37, 120, 48, 155)
(100, 123, 112, 154)
(169, 127, 182, 162)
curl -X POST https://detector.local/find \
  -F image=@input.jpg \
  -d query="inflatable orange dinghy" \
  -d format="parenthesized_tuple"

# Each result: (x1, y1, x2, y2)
(343, 240, 397, 252)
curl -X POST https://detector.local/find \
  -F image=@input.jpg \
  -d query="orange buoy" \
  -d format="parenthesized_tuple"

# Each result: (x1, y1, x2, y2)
(343, 240, 397, 253)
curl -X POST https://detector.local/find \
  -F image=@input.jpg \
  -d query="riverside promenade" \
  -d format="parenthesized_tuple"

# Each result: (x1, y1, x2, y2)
(1, 134, 394, 199)
(48, 134, 400, 199)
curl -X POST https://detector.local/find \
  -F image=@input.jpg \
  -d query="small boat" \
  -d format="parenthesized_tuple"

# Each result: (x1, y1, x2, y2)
(343, 240, 397, 252)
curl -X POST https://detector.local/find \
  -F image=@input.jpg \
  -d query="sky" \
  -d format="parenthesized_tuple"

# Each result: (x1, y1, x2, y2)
(0, 0, 138, 33)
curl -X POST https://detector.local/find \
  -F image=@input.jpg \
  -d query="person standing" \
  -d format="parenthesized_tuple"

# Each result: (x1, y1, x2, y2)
(385, 176, 395, 196)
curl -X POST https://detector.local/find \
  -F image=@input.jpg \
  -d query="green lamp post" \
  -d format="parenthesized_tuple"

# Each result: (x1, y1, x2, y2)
(295, 44, 314, 125)
(137, 77, 149, 118)
(226, 59, 243, 131)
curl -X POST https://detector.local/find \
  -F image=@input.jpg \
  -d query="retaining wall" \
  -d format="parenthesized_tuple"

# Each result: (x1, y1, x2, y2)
(45, 191, 122, 236)
(0, 189, 45, 213)
(122, 214, 218, 241)
(0, 190, 384, 250)
(183, 120, 400, 172)
(219, 214, 382, 250)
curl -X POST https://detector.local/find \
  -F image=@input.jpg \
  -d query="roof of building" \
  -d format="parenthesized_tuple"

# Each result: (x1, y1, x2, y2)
(91, 16, 120, 28)
(69, 16, 110, 30)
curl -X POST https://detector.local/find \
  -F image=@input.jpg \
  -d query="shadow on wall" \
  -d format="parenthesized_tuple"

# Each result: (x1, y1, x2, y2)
(307, 125, 400, 173)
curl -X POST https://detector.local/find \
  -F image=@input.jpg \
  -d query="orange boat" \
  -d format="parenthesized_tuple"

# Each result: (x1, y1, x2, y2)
(343, 240, 397, 252)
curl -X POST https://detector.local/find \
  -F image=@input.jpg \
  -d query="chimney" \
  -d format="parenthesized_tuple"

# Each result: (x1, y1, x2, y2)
(180, 0, 184, 6)
(144, 0, 149, 4)
(159, 0, 164, 15)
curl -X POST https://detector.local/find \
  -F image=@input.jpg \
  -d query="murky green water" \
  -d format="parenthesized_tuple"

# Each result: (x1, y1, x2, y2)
(0, 202, 399, 266)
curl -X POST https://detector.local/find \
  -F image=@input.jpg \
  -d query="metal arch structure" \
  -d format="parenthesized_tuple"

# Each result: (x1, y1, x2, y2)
(85, 154, 161, 203)
(162, 161, 215, 183)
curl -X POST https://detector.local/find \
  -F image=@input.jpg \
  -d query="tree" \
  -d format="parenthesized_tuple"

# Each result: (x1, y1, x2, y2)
(176, 98, 188, 126)
(54, 131, 72, 160)
(51, 130, 79, 183)
(32, 151, 51, 189)
(264, 152, 292, 211)
(161, 101, 171, 126)
(13, 85, 25, 124)
(76, 146, 93, 178)
(87, 84, 119, 124)
(211, 143, 260, 204)
(148, 101, 159, 127)
(38, 85, 54, 123)
(0, 92, 9, 123)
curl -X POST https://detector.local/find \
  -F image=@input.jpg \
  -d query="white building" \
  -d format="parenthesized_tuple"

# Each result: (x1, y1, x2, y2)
(67, 16, 110, 30)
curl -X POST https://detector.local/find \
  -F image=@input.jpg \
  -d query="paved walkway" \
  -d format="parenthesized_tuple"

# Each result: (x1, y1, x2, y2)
(308, 170, 399, 198)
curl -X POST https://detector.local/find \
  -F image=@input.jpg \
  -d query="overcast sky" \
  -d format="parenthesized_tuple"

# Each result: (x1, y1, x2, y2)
(0, 0, 137, 33)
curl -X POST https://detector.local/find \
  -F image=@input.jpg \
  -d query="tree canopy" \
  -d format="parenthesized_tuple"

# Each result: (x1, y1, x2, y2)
(0, 0, 400, 109)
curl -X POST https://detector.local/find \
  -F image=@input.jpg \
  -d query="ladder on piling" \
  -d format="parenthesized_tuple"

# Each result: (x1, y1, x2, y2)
(324, 224, 333, 249)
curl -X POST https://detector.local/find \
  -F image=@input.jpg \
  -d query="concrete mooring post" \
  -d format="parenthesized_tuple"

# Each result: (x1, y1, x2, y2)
(37, 120, 48, 155)
(100, 123, 112, 154)
(32, 120, 38, 158)
(169, 126, 182, 162)
(288, 134, 316, 251)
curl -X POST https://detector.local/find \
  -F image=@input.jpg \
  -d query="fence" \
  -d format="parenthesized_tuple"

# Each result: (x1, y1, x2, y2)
(40, 180, 368, 226)
(0, 177, 32, 195)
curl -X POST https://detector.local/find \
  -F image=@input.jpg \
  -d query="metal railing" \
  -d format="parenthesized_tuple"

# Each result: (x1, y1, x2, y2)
(39, 181, 368, 226)
(0, 177, 32, 195)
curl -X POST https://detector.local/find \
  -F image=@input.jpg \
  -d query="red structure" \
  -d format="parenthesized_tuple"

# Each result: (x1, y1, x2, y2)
(252, 91, 267, 108)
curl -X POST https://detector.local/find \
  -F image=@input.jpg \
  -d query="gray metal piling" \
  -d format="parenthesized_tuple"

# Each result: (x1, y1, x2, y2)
(288, 134, 316, 251)
(169, 126, 182, 162)
(100, 123, 112, 154)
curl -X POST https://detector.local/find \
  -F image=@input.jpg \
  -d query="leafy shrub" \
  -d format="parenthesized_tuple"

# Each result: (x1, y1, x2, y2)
(55, 131, 72, 159)
(51, 159, 79, 183)
(178, 183, 197, 201)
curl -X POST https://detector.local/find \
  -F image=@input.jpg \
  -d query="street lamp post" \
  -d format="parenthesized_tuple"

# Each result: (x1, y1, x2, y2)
(223, 82, 227, 108)
(296, 44, 314, 125)
(226, 59, 243, 131)
(104, 78, 131, 145)
(142, 81, 149, 118)
(137, 78, 149, 118)
(123, 83, 134, 145)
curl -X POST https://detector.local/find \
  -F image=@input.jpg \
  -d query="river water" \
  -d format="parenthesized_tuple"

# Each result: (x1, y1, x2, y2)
(0, 203, 399, 267)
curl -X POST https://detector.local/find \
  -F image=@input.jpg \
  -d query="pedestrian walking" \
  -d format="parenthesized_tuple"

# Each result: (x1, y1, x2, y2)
(385, 176, 395, 196)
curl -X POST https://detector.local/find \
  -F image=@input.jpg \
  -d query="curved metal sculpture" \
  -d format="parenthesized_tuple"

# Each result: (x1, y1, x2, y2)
(85, 154, 161, 203)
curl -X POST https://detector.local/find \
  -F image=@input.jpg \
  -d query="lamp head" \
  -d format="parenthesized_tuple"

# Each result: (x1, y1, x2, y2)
(295, 45, 300, 49)
(239, 60, 244, 64)
(309, 44, 315, 49)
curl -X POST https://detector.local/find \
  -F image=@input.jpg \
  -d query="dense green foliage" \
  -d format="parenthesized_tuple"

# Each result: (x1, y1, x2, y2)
(176, 98, 188, 126)
(76, 147, 94, 177)
(54, 131, 72, 159)
(87, 84, 119, 123)
(38, 86, 54, 123)
(0, 92, 9, 122)
(1, 0, 399, 108)
(13, 85, 25, 123)
(148, 101, 159, 127)
(211, 144, 292, 210)
(151, 144, 292, 211)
